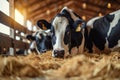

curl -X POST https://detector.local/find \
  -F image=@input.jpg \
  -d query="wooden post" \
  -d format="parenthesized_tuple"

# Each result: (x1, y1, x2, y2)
(9, 0, 15, 55)
(9, 0, 15, 19)
(23, 9, 28, 55)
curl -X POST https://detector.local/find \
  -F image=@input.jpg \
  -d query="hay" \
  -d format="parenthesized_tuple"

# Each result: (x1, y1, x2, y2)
(54, 52, 120, 79)
(0, 51, 120, 80)
(0, 56, 43, 77)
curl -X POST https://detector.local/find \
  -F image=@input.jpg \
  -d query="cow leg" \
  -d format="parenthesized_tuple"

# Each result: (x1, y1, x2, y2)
(78, 29, 85, 54)
(92, 44, 101, 54)
(70, 47, 78, 56)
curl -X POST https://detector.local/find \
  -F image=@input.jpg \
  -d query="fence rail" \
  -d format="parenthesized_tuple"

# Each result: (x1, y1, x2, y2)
(0, 11, 32, 55)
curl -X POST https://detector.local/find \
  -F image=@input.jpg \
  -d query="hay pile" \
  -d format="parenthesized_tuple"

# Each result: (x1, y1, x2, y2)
(55, 52, 120, 80)
(0, 51, 120, 80)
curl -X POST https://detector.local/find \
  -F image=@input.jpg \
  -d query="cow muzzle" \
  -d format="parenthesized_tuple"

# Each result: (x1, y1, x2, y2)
(53, 50, 65, 58)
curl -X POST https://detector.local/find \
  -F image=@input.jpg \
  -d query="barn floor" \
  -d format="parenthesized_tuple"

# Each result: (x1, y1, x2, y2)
(0, 51, 120, 80)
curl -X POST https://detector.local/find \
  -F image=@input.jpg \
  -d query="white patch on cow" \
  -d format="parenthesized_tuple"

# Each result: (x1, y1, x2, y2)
(117, 40, 120, 47)
(28, 40, 39, 54)
(87, 17, 102, 28)
(36, 32, 42, 39)
(106, 12, 120, 48)
(107, 13, 120, 37)
(30, 41, 36, 49)
(110, 9, 120, 15)
(28, 49, 32, 54)
(45, 29, 52, 36)
(36, 29, 49, 39)
(68, 9, 79, 21)
(52, 16, 69, 56)
(45, 29, 50, 32)
(60, 6, 68, 12)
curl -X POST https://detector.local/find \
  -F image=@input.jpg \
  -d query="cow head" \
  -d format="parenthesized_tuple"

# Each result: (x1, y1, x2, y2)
(26, 20, 52, 54)
(43, 7, 86, 58)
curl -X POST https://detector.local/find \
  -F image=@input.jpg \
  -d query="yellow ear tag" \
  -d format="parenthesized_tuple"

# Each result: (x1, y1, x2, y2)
(76, 24, 81, 32)
(42, 23, 47, 30)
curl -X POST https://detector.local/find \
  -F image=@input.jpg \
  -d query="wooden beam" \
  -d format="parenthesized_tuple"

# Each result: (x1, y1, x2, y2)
(27, 0, 45, 13)
(9, 0, 15, 19)
(34, 4, 93, 22)
(28, 0, 70, 19)
(27, 0, 44, 8)
(33, 1, 74, 22)
(85, 0, 116, 11)
(28, 0, 57, 13)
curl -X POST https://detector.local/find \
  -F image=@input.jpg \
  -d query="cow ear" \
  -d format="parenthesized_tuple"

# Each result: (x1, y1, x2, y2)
(26, 35, 35, 40)
(37, 19, 51, 30)
(73, 20, 86, 32)
(75, 24, 81, 32)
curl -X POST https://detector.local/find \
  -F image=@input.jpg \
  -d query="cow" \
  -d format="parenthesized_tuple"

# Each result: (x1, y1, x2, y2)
(26, 20, 52, 54)
(41, 7, 87, 58)
(86, 9, 120, 53)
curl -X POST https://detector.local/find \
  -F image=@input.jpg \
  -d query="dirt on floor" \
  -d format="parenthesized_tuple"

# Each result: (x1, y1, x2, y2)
(0, 51, 120, 80)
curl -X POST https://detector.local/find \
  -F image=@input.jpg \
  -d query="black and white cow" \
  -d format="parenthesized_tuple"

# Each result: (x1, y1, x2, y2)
(26, 20, 52, 54)
(86, 9, 120, 53)
(42, 7, 87, 58)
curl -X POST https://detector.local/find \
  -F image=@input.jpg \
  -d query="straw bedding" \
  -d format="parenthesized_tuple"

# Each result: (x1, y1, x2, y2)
(0, 51, 120, 80)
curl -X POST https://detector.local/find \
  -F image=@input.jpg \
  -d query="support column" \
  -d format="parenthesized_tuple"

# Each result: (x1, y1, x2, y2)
(9, 0, 15, 55)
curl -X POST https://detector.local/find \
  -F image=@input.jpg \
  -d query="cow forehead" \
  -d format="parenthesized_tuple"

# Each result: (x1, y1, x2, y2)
(52, 16, 69, 32)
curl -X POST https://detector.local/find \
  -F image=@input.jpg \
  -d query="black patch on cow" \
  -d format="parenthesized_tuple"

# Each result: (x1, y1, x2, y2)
(61, 9, 74, 25)
(69, 30, 83, 53)
(46, 35, 53, 49)
(50, 24, 56, 46)
(108, 19, 120, 48)
(87, 14, 114, 51)
(105, 14, 114, 22)
(35, 33, 52, 53)
(64, 25, 71, 45)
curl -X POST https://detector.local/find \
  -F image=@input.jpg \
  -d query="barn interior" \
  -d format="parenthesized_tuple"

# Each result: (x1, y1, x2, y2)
(0, 0, 120, 80)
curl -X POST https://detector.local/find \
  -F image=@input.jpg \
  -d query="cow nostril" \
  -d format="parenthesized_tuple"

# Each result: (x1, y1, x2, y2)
(60, 50, 64, 54)
(54, 50, 65, 58)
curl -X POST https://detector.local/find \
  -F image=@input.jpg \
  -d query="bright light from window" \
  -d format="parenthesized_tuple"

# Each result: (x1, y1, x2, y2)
(15, 9, 24, 25)
(27, 20, 32, 31)
(16, 36, 20, 40)
(33, 26, 37, 31)
(20, 32, 24, 36)
(0, 0, 10, 35)
(0, 23, 10, 35)
(0, 0, 9, 16)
